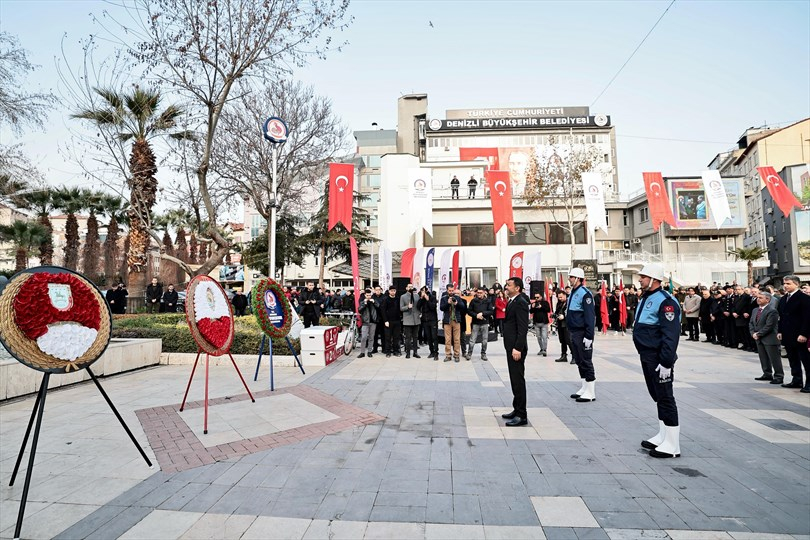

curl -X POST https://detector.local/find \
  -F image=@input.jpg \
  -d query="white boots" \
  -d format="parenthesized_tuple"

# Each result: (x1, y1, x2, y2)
(575, 381, 596, 402)
(641, 421, 666, 450)
(570, 379, 586, 399)
(649, 425, 680, 458)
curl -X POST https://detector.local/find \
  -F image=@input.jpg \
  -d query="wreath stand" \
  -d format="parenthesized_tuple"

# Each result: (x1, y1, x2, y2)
(0, 266, 152, 540)
(253, 334, 305, 391)
(9, 368, 153, 539)
(178, 349, 255, 435)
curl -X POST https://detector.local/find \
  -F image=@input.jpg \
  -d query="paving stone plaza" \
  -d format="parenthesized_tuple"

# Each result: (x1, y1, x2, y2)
(1, 334, 808, 540)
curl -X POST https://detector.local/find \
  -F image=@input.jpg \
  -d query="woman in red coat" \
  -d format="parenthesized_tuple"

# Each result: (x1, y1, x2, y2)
(495, 290, 508, 337)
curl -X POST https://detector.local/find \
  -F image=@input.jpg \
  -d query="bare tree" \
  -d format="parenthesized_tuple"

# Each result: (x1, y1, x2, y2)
(523, 135, 604, 261)
(212, 80, 350, 274)
(115, 0, 351, 279)
(0, 32, 54, 182)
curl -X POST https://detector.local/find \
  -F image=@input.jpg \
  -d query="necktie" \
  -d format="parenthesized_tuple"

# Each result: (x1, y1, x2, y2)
(756, 308, 763, 323)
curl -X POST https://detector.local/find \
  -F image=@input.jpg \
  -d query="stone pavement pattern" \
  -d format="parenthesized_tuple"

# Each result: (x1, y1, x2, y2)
(1, 334, 808, 539)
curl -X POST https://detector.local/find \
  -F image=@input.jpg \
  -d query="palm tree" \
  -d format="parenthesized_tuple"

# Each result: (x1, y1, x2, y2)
(52, 187, 87, 271)
(728, 246, 768, 286)
(99, 194, 128, 285)
(81, 191, 105, 282)
(73, 86, 193, 294)
(0, 220, 48, 272)
(18, 188, 56, 265)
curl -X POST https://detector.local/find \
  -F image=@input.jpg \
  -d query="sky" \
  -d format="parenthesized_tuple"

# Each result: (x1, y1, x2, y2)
(2, 0, 809, 202)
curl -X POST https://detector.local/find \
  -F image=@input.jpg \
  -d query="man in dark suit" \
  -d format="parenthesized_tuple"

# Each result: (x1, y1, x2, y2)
(749, 291, 784, 384)
(501, 277, 530, 426)
(732, 286, 752, 351)
(776, 275, 810, 392)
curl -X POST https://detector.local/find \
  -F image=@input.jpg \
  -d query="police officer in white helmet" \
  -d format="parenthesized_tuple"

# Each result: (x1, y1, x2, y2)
(565, 267, 597, 402)
(634, 263, 682, 458)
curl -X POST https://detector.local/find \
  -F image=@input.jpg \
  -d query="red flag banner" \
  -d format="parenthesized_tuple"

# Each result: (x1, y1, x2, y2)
(600, 281, 609, 334)
(459, 147, 500, 170)
(486, 170, 515, 234)
(350, 237, 361, 326)
(400, 248, 416, 279)
(643, 172, 676, 231)
(451, 250, 460, 287)
(546, 280, 554, 323)
(328, 163, 354, 232)
(757, 166, 803, 217)
(509, 251, 524, 279)
(619, 279, 627, 329)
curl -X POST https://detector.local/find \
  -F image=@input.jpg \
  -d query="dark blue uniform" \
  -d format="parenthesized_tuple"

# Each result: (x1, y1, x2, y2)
(633, 287, 681, 426)
(566, 284, 596, 381)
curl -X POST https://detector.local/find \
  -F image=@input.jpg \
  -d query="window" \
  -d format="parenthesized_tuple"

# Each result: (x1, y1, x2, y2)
(251, 214, 267, 239)
(363, 155, 381, 168)
(460, 224, 496, 246)
(360, 192, 380, 208)
(605, 211, 610, 227)
(508, 223, 547, 245)
(549, 223, 586, 244)
(639, 207, 649, 223)
(622, 210, 628, 227)
(362, 174, 380, 187)
(424, 225, 459, 246)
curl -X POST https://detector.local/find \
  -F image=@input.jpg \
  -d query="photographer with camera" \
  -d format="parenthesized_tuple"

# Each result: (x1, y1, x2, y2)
(418, 287, 439, 360)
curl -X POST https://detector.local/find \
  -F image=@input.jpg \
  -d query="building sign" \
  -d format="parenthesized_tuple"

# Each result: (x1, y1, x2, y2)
(572, 259, 598, 285)
(446, 107, 590, 119)
(667, 177, 746, 231)
(427, 115, 610, 133)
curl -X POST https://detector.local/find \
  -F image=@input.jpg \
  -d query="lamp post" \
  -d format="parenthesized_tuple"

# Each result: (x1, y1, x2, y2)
(262, 117, 289, 281)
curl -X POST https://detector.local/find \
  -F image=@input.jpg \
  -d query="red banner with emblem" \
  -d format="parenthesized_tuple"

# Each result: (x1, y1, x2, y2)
(328, 163, 354, 232)
(451, 250, 460, 287)
(509, 251, 524, 279)
(486, 170, 515, 234)
(546, 280, 554, 323)
(643, 172, 676, 231)
(619, 279, 627, 329)
(757, 166, 803, 217)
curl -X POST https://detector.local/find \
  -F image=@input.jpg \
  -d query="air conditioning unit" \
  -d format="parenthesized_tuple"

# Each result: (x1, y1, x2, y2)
(766, 207, 774, 215)
(632, 238, 642, 245)
(767, 236, 775, 243)
(772, 263, 778, 270)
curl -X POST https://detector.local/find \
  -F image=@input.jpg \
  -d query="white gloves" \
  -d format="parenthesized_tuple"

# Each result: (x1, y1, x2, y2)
(583, 338, 593, 349)
(656, 364, 672, 382)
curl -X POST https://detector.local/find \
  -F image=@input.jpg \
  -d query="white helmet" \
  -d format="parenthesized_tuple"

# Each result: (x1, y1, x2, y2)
(639, 263, 665, 282)
(568, 267, 585, 279)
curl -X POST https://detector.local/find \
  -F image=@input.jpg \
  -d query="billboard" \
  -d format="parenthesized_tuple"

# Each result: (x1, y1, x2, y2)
(667, 177, 745, 230)
(219, 264, 244, 282)
(427, 115, 610, 133)
(794, 168, 810, 266)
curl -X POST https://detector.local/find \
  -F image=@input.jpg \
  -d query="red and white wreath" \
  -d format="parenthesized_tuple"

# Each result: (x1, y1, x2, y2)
(192, 279, 232, 349)
(12, 273, 101, 361)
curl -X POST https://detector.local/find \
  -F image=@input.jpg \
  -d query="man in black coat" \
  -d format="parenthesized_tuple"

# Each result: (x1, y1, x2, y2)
(698, 288, 714, 342)
(231, 290, 248, 316)
(501, 277, 530, 427)
(106, 282, 128, 314)
(145, 278, 162, 314)
(299, 282, 322, 328)
(776, 275, 810, 392)
(732, 286, 752, 351)
(162, 284, 179, 313)
(380, 285, 402, 357)
(417, 287, 439, 359)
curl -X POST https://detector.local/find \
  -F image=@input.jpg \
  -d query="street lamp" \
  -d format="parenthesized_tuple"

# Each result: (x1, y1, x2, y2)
(262, 117, 289, 281)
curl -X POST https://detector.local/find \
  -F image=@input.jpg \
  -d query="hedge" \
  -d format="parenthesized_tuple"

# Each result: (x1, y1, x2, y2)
(111, 313, 300, 355)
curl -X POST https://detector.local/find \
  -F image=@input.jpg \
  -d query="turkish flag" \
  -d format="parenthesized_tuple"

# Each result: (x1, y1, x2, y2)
(643, 172, 676, 231)
(757, 166, 803, 217)
(400, 248, 416, 279)
(328, 163, 354, 232)
(619, 279, 627, 329)
(486, 170, 515, 234)
(600, 281, 609, 334)
(350, 236, 361, 326)
(509, 251, 524, 279)
(451, 250, 460, 287)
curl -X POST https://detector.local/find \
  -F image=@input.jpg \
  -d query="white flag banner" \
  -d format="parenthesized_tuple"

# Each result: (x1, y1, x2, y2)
(582, 172, 608, 234)
(458, 250, 466, 291)
(523, 252, 539, 289)
(412, 248, 425, 288)
(439, 249, 453, 292)
(408, 168, 433, 236)
(378, 243, 392, 291)
(700, 170, 731, 227)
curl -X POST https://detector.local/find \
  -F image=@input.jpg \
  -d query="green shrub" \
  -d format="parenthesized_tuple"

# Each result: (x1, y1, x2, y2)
(111, 314, 300, 354)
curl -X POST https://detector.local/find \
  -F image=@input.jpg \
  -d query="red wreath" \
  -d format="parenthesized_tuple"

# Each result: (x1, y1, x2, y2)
(197, 317, 231, 349)
(13, 273, 100, 340)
